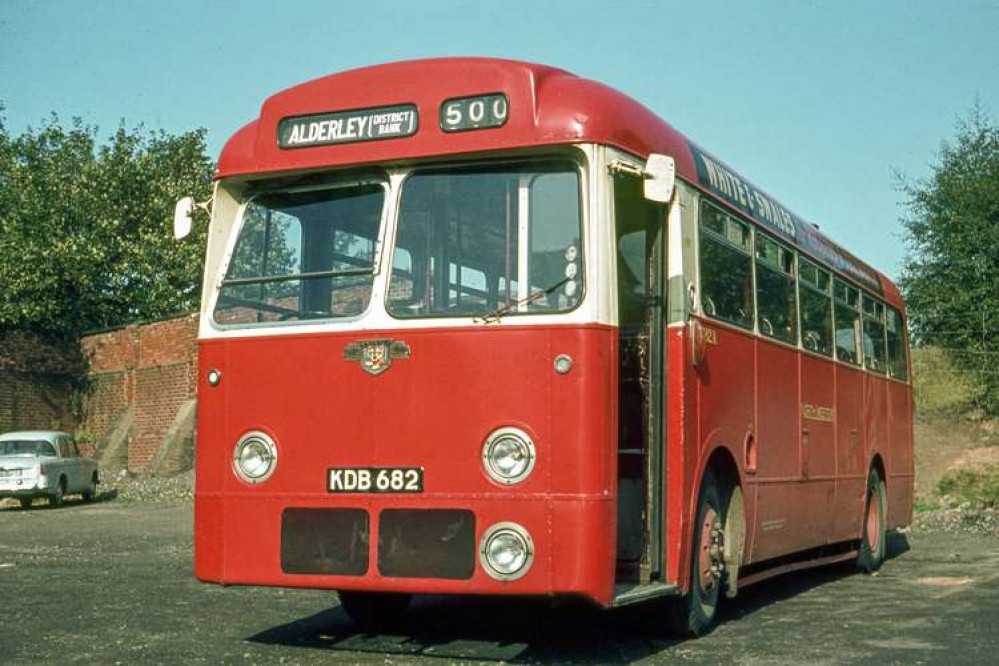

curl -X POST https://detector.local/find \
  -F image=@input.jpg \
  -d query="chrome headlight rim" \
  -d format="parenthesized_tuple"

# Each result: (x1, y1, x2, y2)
(232, 430, 278, 484)
(479, 521, 534, 581)
(481, 426, 536, 486)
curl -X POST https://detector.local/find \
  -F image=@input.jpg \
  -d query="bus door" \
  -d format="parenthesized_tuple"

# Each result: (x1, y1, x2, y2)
(613, 173, 666, 584)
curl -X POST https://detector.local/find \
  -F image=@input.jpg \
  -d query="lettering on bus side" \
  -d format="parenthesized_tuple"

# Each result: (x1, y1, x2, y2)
(688, 141, 884, 296)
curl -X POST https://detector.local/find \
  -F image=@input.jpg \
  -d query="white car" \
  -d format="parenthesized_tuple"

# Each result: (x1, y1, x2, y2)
(0, 431, 99, 508)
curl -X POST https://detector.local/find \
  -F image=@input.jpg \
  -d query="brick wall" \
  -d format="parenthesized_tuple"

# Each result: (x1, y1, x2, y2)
(0, 332, 81, 435)
(80, 314, 198, 472)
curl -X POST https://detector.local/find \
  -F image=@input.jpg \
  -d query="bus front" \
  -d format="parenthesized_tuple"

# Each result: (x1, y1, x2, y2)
(191, 59, 674, 618)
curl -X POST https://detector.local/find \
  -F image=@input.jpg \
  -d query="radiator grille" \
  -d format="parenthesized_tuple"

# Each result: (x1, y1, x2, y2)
(378, 509, 475, 579)
(281, 508, 369, 575)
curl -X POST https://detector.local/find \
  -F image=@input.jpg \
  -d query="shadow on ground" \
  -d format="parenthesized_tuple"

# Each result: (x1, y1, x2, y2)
(248, 536, 910, 663)
(0, 488, 118, 511)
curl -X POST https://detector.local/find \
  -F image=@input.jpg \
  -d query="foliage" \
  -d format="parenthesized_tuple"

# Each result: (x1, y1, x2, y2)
(937, 464, 999, 508)
(0, 108, 214, 336)
(900, 105, 999, 415)
(912, 346, 981, 418)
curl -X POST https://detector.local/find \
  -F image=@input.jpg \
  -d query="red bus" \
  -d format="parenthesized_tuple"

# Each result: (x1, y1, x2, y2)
(183, 58, 913, 635)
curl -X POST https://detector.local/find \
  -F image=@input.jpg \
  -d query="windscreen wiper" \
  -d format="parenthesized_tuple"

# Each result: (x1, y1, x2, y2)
(476, 277, 570, 324)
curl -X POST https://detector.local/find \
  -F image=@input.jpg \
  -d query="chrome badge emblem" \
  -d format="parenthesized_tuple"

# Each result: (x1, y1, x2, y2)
(343, 339, 411, 375)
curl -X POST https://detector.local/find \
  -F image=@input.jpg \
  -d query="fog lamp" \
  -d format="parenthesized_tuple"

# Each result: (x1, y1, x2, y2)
(480, 522, 534, 581)
(233, 431, 277, 483)
(482, 427, 536, 485)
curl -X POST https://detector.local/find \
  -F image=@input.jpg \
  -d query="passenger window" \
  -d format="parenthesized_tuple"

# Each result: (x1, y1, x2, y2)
(798, 258, 833, 356)
(887, 307, 909, 381)
(699, 203, 753, 330)
(862, 295, 888, 374)
(755, 233, 797, 344)
(833, 278, 861, 365)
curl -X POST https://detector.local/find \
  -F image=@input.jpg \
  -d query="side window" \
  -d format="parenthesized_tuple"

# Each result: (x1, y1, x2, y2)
(798, 258, 833, 356)
(833, 279, 861, 365)
(57, 438, 71, 458)
(699, 203, 753, 329)
(862, 295, 888, 374)
(755, 233, 797, 344)
(887, 307, 909, 381)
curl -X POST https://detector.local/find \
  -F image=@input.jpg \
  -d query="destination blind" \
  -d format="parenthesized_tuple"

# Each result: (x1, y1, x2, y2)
(278, 104, 418, 148)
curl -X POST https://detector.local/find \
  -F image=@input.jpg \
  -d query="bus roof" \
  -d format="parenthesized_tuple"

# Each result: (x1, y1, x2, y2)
(216, 57, 902, 308)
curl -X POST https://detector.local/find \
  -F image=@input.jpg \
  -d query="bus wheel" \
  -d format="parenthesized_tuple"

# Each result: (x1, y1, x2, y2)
(668, 469, 726, 637)
(857, 468, 887, 573)
(337, 591, 412, 629)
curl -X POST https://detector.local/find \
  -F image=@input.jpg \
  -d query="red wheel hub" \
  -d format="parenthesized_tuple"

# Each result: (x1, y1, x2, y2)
(698, 507, 724, 592)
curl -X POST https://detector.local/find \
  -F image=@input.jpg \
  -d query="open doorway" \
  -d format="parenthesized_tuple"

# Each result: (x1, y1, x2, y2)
(613, 173, 666, 586)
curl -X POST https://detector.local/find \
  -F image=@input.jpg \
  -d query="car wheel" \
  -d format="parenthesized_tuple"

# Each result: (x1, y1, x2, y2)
(667, 468, 727, 637)
(18, 498, 32, 510)
(857, 468, 887, 573)
(82, 472, 98, 502)
(337, 591, 412, 629)
(49, 478, 66, 508)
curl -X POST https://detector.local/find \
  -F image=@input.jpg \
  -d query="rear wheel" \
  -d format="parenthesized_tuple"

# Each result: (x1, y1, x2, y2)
(338, 591, 412, 629)
(49, 478, 65, 508)
(82, 472, 98, 502)
(857, 468, 887, 572)
(667, 469, 727, 637)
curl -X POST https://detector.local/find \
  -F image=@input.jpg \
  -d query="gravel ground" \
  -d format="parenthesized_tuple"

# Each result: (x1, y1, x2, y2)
(1, 500, 998, 665)
(0, 467, 194, 509)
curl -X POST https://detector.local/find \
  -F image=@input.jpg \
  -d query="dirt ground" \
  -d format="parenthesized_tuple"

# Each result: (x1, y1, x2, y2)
(1, 499, 997, 665)
(914, 418, 998, 499)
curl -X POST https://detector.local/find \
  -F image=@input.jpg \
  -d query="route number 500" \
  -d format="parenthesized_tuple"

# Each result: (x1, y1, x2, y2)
(440, 94, 509, 132)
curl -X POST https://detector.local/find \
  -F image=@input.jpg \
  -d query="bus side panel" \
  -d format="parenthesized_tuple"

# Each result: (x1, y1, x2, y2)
(799, 352, 837, 546)
(887, 380, 914, 528)
(752, 337, 806, 560)
(691, 320, 755, 566)
(832, 364, 866, 541)
(665, 324, 694, 588)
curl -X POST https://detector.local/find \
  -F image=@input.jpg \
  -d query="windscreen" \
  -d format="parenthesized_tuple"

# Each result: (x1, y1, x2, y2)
(387, 161, 583, 318)
(0, 440, 56, 457)
(214, 183, 385, 325)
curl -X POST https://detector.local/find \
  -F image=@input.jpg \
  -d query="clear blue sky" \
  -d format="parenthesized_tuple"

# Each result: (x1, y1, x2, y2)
(2, 0, 997, 279)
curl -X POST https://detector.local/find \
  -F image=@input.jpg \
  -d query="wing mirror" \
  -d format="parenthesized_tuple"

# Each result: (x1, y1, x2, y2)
(173, 197, 195, 240)
(643, 153, 676, 203)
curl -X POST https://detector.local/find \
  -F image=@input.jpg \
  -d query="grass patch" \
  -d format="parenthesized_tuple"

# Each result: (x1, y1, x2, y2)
(912, 346, 981, 418)
(937, 464, 999, 508)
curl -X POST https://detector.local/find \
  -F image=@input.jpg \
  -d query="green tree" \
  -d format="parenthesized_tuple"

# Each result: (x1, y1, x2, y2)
(900, 105, 999, 414)
(0, 108, 214, 336)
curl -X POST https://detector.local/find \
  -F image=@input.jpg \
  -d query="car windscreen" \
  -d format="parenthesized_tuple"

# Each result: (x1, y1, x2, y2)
(214, 182, 386, 326)
(0, 440, 57, 457)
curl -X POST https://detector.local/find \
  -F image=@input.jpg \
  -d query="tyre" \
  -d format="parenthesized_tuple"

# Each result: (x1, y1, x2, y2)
(49, 478, 65, 508)
(337, 591, 412, 629)
(857, 468, 887, 573)
(667, 468, 727, 637)
(82, 473, 98, 502)
(19, 498, 32, 509)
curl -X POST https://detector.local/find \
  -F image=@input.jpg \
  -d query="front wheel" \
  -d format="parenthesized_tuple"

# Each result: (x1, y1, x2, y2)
(667, 469, 727, 637)
(337, 591, 412, 629)
(857, 468, 887, 572)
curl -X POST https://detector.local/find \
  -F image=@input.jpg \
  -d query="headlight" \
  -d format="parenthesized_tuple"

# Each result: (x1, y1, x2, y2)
(233, 431, 277, 483)
(480, 522, 534, 581)
(481, 427, 536, 485)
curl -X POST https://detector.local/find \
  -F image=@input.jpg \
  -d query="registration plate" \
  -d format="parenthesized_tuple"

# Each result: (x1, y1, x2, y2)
(327, 467, 423, 493)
